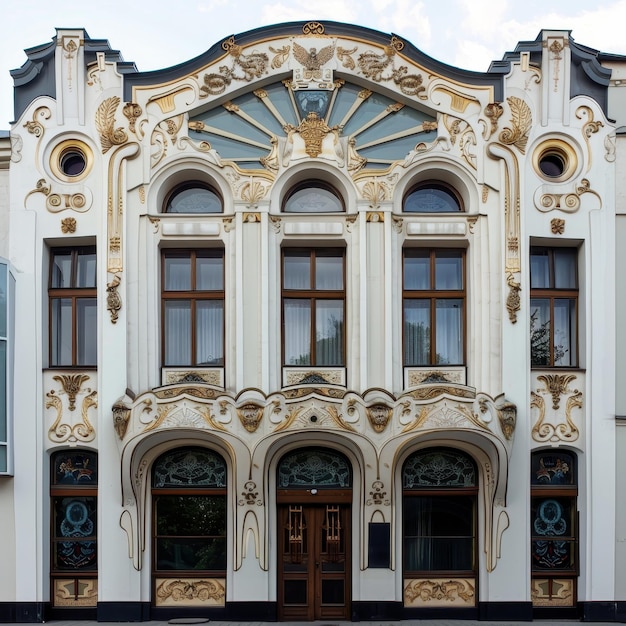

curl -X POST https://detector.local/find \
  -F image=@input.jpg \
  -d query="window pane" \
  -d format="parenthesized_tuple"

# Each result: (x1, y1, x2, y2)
(284, 255, 310, 289)
(155, 537, 226, 570)
(404, 186, 461, 213)
(284, 299, 311, 365)
(167, 186, 221, 213)
(435, 299, 463, 364)
(51, 253, 72, 288)
(76, 299, 97, 366)
(435, 253, 463, 289)
(284, 186, 343, 213)
(156, 495, 226, 535)
(196, 256, 223, 290)
(51, 298, 73, 366)
(404, 300, 430, 365)
(196, 301, 224, 365)
(554, 249, 577, 288)
(404, 253, 429, 290)
(164, 257, 191, 291)
(164, 301, 191, 365)
(0, 341, 5, 438)
(52, 496, 97, 570)
(76, 252, 96, 288)
(554, 298, 576, 366)
(315, 256, 343, 290)
(0, 263, 7, 337)
(316, 300, 344, 365)
(530, 299, 551, 366)
(530, 250, 550, 288)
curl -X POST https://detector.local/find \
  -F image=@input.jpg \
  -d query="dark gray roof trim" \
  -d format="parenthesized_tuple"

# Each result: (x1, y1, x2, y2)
(10, 29, 137, 124)
(122, 20, 504, 102)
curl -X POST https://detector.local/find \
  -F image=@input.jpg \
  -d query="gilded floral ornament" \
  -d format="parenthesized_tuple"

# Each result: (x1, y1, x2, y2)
(367, 480, 389, 506)
(506, 273, 521, 323)
(302, 21, 325, 35)
(269, 45, 290, 69)
(551, 218, 565, 234)
(122, 102, 143, 135)
(61, 217, 77, 234)
(199, 37, 268, 98)
(531, 374, 581, 443)
(483, 102, 504, 139)
(96, 96, 128, 153)
(23, 106, 51, 137)
(285, 112, 339, 158)
(499, 96, 532, 154)
(46, 375, 97, 443)
(238, 480, 261, 506)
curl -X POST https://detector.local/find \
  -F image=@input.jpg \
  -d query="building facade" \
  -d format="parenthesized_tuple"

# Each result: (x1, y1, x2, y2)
(0, 20, 625, 622)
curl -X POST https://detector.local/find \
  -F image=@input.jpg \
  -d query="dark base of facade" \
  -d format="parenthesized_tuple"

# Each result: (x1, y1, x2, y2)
(3, 600, 626, 622)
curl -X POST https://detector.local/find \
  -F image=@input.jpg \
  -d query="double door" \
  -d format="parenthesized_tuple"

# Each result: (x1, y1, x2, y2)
(278, 503, 350, 620)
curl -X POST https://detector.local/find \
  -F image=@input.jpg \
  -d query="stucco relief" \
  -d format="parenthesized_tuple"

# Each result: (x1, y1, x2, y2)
(531, 372, 583, 443)
(45, 372, 98, 444)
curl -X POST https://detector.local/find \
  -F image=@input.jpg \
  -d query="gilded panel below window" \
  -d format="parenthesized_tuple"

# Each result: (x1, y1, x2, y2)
(53, 578, 97, 607)
(531, 578, 575, 607)
(403, 577, 475, 607)
(155, 578, 225, 607)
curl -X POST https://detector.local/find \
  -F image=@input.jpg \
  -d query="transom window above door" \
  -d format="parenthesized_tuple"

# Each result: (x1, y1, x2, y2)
(403, 183, 463, 213)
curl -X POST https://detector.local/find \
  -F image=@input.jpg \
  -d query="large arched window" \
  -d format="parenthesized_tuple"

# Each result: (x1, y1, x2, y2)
(164, 183, 222, 214)
(403, 183, 463, 213)
(152, 447, 227, 608)
(283, 181, 344, 213)
(402, 448, 477, 610)
(50, 450, 98, 610)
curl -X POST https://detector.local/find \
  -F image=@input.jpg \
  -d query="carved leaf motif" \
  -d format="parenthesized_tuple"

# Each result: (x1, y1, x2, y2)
(269, 45, 290, 69)
(337, 46, 357, 70)
(96, 96, 128, 153)
(499, 96, 532, 154)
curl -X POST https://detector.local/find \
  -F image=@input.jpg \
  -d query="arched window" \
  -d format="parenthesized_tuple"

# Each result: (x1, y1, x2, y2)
(164, 183, 222, 214)
(50, 450, 98, 609)
(283, 181, 344, 213)
(402, 448, 477, 609)
(152, 447, 227, 607)
(530, 450, 578, 610)
(403, 183, 463, 213)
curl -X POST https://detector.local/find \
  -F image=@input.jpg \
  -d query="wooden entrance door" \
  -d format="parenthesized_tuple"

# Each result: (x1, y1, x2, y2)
(278, 503, 350, 620)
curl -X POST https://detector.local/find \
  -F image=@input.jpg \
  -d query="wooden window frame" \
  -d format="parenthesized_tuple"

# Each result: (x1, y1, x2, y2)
(402, 248, 466, 366)
(281, 248, 346, 367)
(48, 246, 97, 368)
(161, 249, 225, 367)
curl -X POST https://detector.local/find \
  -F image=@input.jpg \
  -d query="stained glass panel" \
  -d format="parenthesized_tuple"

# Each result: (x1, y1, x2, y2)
(278, 448, 352, 488)
(403, 449, 476, 488)
(52, 451, 98, 485)
(152, 447, 226, 488)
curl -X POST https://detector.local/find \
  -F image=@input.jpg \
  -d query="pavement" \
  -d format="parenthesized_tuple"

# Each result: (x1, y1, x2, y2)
(1, 620, 621, 626)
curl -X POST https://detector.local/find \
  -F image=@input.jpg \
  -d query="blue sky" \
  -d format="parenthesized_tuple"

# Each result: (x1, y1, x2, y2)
(3, 0, 626, 128)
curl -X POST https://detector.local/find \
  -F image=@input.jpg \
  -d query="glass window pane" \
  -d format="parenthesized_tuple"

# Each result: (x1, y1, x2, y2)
(164, 301, 191, 365)
(530, 249, 550, 288)
(196, 256, 223, 290)
(530, 299, 551, 366)
(284, 255, 310, 289)
(554, 299, 576, 366)
(404, 186, 461, 213)
(0, 263, 7, 337)
(316, 255, 343, 290)
(155, 496, 226, 535)
(404, 253, 429, 290)
(284, 299, 311, 365)
(554, 249, 577, 288)
(196, 301, 224, 365)
(0, 341, 5, 438)
(51, 253, 72, 288)
(167, 186, 222, 213)
(76, 299, 97, 366)
(155, 537, 226, 570)
(76, 251, 96, 288)
(435, 299, 463, 364)
(435, 253, 463, 290)
(316, 300, 344, 365)
(284, 186, 343, 213)
(51, 298, 73, 366)
(164, 257, 191, 291)
(0, 446, 6, 473)
(404, 300, 430, 365)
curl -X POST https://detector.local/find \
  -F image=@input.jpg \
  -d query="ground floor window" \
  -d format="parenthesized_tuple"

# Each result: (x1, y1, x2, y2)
(50, 450, 98, 608)
(151, 447, 227, 608)
(531, 450, 578, 609)
(402, 448, 477, 609)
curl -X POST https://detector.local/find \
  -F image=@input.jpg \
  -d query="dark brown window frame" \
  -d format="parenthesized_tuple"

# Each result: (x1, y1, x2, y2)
(161, 249, 225, 367)
(402, 248, 466, 366)
(48, 246, 97, 368)
(530, 246, 579, 368)
(281, 248, 346, 367)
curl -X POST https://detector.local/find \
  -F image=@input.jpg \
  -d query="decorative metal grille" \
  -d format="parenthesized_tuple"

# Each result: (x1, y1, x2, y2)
(403, 449, 476, 488)
(152, 447, 226, 487)
(278, 448, 351, 488)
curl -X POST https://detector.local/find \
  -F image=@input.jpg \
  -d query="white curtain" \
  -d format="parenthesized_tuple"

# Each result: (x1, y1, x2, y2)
(196, 301, 224, 365)
(284, 299, 311, 365)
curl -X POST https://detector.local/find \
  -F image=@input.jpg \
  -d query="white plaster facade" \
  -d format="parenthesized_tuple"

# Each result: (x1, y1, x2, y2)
(0, 21, 624, 622)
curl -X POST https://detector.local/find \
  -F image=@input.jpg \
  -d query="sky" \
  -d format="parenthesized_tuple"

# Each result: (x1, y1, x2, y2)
(3, 0, 626, 128)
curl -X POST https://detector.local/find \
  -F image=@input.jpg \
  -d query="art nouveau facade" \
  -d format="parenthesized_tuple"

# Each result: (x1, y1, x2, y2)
(0, 20, 624, 622)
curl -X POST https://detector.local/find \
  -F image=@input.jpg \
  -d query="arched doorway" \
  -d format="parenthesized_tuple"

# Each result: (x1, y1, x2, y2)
(276, 447, 352, 621)
(151, 446, 227, 610)
(402, 447, 478, 611)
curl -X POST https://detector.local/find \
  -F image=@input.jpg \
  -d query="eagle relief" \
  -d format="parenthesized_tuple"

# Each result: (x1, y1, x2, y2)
(293, 41, 335, 87)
